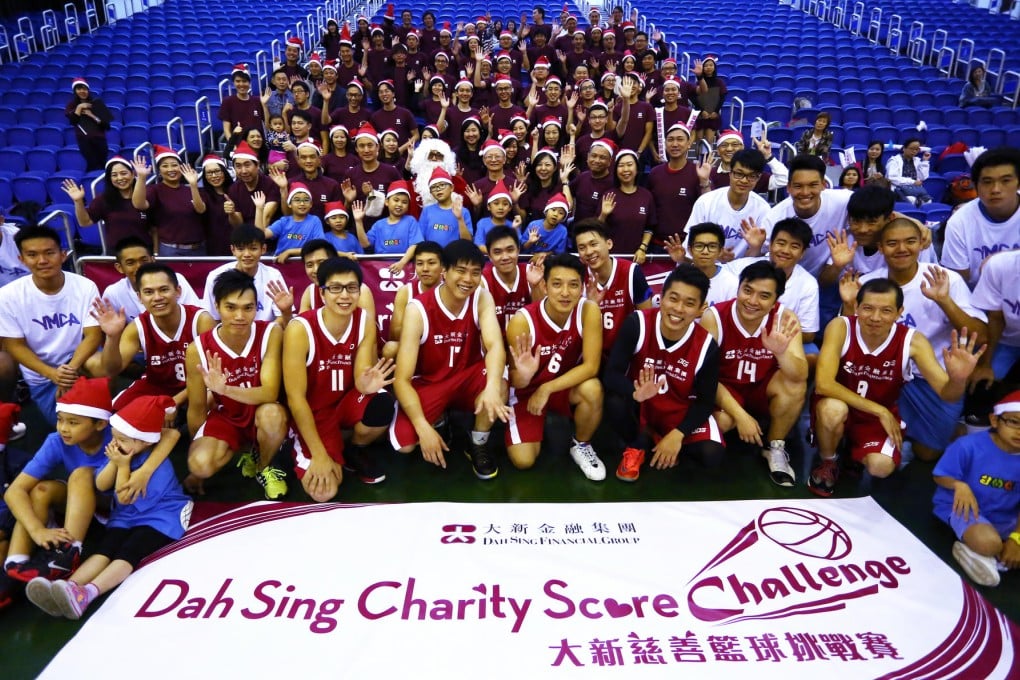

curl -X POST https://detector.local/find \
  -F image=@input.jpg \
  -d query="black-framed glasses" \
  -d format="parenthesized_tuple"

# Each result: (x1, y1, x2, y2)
(321, 283, 360, 295)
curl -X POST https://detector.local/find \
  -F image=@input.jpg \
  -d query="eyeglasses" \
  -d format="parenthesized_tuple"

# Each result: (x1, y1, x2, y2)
(998, 416, 1020, 429)
(290, 196, 312, 203)
(691, 242, 721, 252)
(718, 142, 742, 150)
(321, 283, 360, 295)
(731, 170, 761, 182)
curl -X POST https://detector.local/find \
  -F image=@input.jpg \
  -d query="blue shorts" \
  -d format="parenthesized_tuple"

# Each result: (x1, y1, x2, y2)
(899, 377, 962, 452)
(939, 509, 1016, 541)
(28, 380, 58, 427)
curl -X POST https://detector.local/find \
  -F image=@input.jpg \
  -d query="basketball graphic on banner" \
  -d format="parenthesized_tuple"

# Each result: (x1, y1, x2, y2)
(756, 507, 852, 560)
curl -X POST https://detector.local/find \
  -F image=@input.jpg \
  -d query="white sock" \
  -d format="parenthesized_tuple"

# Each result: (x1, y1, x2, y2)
(4, 554, 29, 569)
(470, 430, 489, 445)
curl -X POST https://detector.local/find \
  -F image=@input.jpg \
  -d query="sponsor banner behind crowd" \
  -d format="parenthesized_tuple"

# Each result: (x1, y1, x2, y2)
(42, 498, 1019, 678)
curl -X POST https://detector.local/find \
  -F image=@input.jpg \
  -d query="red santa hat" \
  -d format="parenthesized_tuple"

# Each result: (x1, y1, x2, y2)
(600, 71, 616, 83)
(354, 124, 379, 142)
(105, 155, 132, 171)
(479, 139, 505, 157)
(110, 395, 175, 444)
(230, 64, 250, 78)
(379, 128, 399, 142)
(322, 59, 338, 72)
(588, 100, 609, 113)
(376, 79, 396, 91)
(498, 129, 516, 147)
(324, 201, 347, 219)
(287, 183, 312, 203)
(573, 29, 586, 37)
(339, 22, 353, 45)
(590, 138, 617, 156)
(384, 4, 395, 19)
(152, 145, 180, 165)
(702, 54, 718, 64)
(370, 23, 384, 35)
(347, 78, 365, 93)
(717, 129, 743, 146)
(440, 21, 452, 36)
(509, 114, 528, 127)
(495, 51, 513, 63)
(487, 180, 512, 204)
(534, 147, 559, 164)
(533, 56, 551, 70)
(286, 36, 304, 51)
(662, 57, 677, 66)
(994, 391, 1020, 416)
(296, 140, 322, 155)
(386, 180, 411, 198)
(621, 21, 636, 30)
(589, 25, 604, 35)
(433, 51, 450, 62)
(455, 77, 474, 90)
(666, 122, 692, 138)
(621, 50, 637, 62)
(545, 75, 562, 87)
(544, 192, 569, 214)
(306, 53, 322, 68)
(541, 116, 562, 129)
(201, 154, 228, 170)
(499, 30, 514, 39)
(460, 116, 481, 130)
(232, 141, 259, 163)
(405, 29, 419, 41)
(329, 124, 348, 136)
(476, 16, 488, 25)
(616, 148, 639, 163)
(71, 77, 89, 91)
(661, 75, 683, 90)
(428, 166, 454, 188)
(56, 377, 113, 421)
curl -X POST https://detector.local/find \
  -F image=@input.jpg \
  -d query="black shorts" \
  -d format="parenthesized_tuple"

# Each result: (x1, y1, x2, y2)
(96, 526, 175, 568)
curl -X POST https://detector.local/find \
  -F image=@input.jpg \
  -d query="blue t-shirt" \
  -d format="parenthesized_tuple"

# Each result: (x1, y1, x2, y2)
(107, 450, 192, 540)
(933, 430, 1020, 534)
(325, 230, 364, 255)
(418, 203, 473, 247)
(367, 215, 423, 255)
(268, 215, 325, 255)
(521, 219, 567, 254)
(473, 217, 515, 249)
(22, 430, 112, 480)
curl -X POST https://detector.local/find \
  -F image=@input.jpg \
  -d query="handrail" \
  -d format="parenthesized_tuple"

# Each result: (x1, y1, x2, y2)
(195, 96, 216, 156)
(727, 95, 745, 132)
(166, 117, 187, 159)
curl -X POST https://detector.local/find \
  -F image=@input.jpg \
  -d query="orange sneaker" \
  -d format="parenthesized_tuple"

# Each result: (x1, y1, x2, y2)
(616, 448, 645, 482)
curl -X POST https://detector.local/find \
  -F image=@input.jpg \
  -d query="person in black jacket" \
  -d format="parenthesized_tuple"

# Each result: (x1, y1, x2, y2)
(64, 78, 114, 171)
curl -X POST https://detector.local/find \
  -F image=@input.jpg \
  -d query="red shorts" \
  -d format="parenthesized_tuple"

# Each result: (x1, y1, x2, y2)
(810, 396, 903, 466)
(194, 410, 257, 453)
(721, 378, 771, 419)
(505, 387, 571, 446)
(291, 390, 371, 477)
(642, 402, 724, 446)
(389, 364, 489, 449)
(112, 377, 178, 411)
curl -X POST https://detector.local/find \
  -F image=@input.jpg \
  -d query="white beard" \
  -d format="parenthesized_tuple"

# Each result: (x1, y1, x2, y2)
(409, 139, 457, 206)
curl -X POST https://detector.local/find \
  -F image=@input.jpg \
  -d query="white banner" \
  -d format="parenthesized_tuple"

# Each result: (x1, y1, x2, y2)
(42, 498, 1018, 678)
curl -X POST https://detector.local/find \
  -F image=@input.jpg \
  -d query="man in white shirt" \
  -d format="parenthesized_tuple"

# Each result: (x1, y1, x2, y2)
(967, 249, 1020, 422)
(0, 226, 102, 425)
(687, 149, 771, 259)
(666, 223, 739, 308)
(886, 138, 932, 205)
(941, 148, 1020, 289)
(0, 221, 30, 287)
(854, 218, 987, 460)
(100, 237, 199, 322)
(201, 225, 293, 326)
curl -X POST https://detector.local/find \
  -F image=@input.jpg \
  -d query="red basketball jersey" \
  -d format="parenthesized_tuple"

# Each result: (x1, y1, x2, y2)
(710, 298, 784, 389)
(837, 316, 913, 416)
(591, 258, 640, 353)
(135, 304, 204, 393)
(409, 285, 483, 383)
(513, 299, 586, 397)
(629, 308, 716, 415)
(483, 263, 531, 331)
(303, 283, 324, 311)
(293, 307, 367, 416)
(194, 321, 273, 426)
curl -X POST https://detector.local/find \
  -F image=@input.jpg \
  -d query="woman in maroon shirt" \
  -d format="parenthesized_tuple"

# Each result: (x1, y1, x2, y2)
(599, 148, 656, 260)
(62, 156, 148, 253)
(242, 127, 270, 172)
(518, 147, 562, 224)
(131, 147, 208, 256)
(201, 155, 234, 256)
(322, 125, 358, 182)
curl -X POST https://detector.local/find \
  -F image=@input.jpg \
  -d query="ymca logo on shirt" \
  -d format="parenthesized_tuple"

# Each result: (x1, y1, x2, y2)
(974, 242, 1020, 260)
(32, 312, 81, 330)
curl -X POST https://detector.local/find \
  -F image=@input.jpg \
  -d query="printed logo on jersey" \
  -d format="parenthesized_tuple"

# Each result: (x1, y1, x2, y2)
(32, 312, 81, 330)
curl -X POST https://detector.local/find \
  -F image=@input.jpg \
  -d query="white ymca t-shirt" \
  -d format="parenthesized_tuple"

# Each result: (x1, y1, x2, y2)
(686, 187, 772, 259)
(971, 249, 1020, 347)
(862, 263, 986, 373)
(102, 274, 201, 322)
(726, 256, 820, 333)
(761, 189, 852, 277)
(941, 198, 1020, 289)
(0, 273, 100, 384)
(202, 262, 287, 322)
(705, 265, 739, 308)
(0, 224, 30, 287)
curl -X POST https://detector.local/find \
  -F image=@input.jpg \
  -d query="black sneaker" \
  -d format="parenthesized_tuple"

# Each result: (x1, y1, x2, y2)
(466, 442, 498, 480)
(808, 457, 840, 497)
(7, 544, 80, 583)
(343, 447, 386, 484)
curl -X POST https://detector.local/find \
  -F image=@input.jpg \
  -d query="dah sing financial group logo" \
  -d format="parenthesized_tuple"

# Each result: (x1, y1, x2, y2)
(442, 507, 913, 626)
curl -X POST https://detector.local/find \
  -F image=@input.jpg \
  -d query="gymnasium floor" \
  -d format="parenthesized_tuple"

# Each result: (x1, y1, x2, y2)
(2, 404, 1018, 677)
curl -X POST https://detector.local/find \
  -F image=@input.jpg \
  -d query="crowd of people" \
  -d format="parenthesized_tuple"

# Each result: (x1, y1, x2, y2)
(0, 4, 1018, 620)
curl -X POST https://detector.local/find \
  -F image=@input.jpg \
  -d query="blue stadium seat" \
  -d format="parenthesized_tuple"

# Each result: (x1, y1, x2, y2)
(910, 92, 936, 108)
(35, 125, 64, 147)
(841, 106, 868, 126)
(967, 109, 994, 127)
(0, 177, 12, 210)
(923, 177, 949, 203)
(12, 175, 49, 206)
(25, 148, 57, 174)
(917, 107, 944, 126)
(42, 108, 68, 126)
(943, 108, 969, 127)
(937, 154, 970, 174)
(867, 107, 893, 126)
(921, 203, 952, 224)
(841, 90, 866, 107)
(815, 90, 840, 108)
(955, 127, 981, 148)
(891, 107, 917, 127)
(45, 172, 82, 203)
(56, 147, 88, 173)
(16, 107, 45, 125)
(0, 107, 16, 126)
(981, 129, 1007, 148)
(926, 127, 953, 149)
(119, 124, 149, 151)
(122, 105, 150, 125)
(843, 125, 871, 149)
(0, 148, 27, 174)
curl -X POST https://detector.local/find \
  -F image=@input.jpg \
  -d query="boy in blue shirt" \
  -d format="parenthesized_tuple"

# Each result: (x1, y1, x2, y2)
(474, 180, 522, 254)
(322, 201, 363, 256)
(4, 377, 113, 584)
(26, 394, 191, 619)
(934, 390, 1020, 587)
(354, 180, 422, 273)
(258, 183, 325, 263)
(417, 167, 473, 247)
(521, 193, 569, 255)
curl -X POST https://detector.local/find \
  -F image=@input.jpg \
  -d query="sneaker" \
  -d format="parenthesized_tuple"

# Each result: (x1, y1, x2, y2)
(570, 441, 606, 481)
(256, 466, 288, 500)
(343, 448, 387, 484)
(51, 579, 90, 620)
(808, 457, 840, 497)
(616, 448, 645, 482)
(764, 440, 795, 487)
(236, 450, 258, 479)
(5, 557, 41, 583)
(952, 541, 1001, 587)
(8, 422, 26, 441)
(466, 442, 498, 480)
(42, 543, 81, 580)
(26, 577, 63, 617)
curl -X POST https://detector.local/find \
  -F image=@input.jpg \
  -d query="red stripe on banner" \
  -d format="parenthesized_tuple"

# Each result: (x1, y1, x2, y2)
(726, 584, 879, 624)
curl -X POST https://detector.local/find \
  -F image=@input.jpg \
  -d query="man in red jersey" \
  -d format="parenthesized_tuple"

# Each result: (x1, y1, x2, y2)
(605, 264, 725, 482)
(700, 260, 807, 487)
(283, 258, 396, 501)
(383, 241, 444, 359)
(809, 278, 983, 496)
(505, 254, 605, 479)
(185, 270, 289, 500)
(481, 226, 545, 332)
(390, 240, 510, 479)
